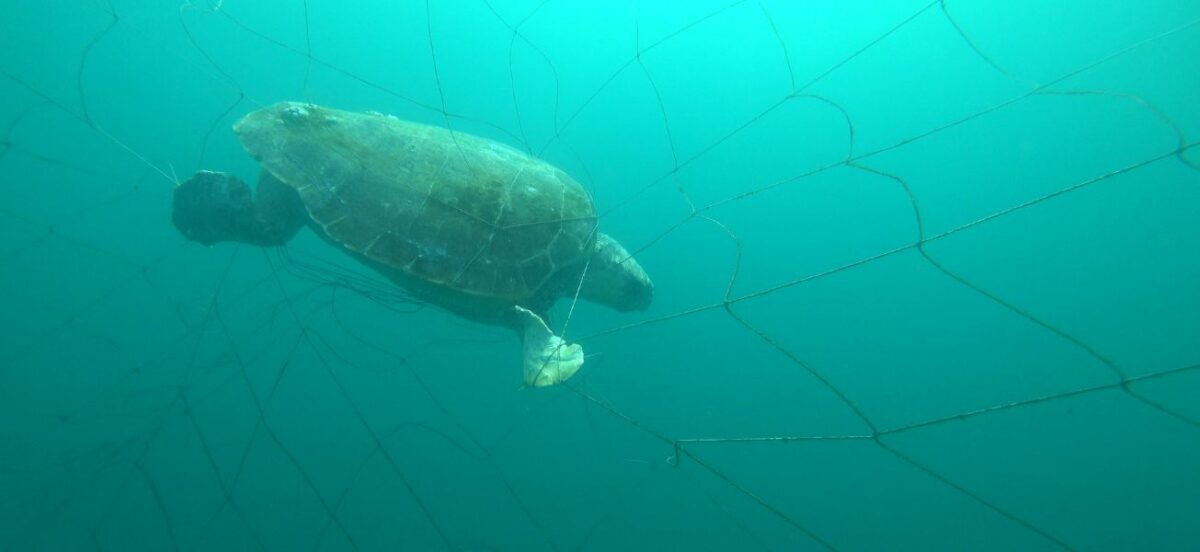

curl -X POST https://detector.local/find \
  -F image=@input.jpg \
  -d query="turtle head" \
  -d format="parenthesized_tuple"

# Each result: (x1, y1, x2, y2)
(172, 170, 256, 246)
(579, 233, 653, 312)
(172, 170, 305, 247)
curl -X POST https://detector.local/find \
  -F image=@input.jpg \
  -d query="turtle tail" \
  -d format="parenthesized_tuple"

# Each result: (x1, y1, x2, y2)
(172, 170, 305, 247)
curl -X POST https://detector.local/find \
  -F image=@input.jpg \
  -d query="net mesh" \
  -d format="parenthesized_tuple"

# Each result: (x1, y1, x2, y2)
(2, 0, 1199, 550)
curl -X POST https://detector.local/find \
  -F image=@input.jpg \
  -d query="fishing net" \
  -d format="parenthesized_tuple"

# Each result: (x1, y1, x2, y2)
(1, 0, 1198, 550)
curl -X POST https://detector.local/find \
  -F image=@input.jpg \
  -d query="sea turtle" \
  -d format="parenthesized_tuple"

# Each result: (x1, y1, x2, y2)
(172, 101, 652, 387)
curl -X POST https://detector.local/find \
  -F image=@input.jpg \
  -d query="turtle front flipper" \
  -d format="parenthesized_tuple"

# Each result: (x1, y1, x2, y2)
(514, 306, 584, 387)
(172, 170, 305, 247)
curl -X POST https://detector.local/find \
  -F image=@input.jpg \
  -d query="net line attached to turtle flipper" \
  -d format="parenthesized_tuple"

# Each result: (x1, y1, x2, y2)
(2, 1, 1199, 550)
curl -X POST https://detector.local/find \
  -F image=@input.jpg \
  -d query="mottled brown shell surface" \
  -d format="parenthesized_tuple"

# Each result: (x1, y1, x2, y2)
(235, 102, 596, 303)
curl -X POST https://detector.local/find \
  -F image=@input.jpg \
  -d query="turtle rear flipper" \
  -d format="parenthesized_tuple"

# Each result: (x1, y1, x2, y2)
(172, 170, 305, 247)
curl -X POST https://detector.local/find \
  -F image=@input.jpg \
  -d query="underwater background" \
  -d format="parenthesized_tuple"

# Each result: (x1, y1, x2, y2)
(2, 0, 1199, 550)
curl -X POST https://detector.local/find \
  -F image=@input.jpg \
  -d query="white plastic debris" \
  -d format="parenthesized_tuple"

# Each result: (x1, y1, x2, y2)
(514, 306, 584, 387)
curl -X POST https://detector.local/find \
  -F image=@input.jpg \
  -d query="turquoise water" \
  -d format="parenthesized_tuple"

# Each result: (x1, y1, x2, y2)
(2, 1, 1199, 550)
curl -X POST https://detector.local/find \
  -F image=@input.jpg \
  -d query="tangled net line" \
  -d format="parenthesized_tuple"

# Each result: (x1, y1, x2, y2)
(1, 0, 1198, 550)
